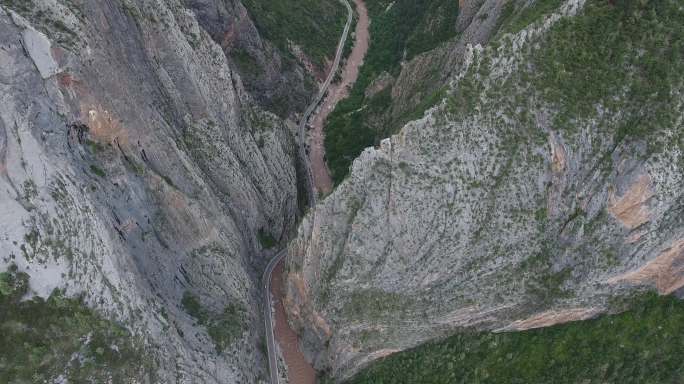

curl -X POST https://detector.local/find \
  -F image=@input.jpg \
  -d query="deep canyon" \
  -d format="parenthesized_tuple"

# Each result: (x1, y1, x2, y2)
(0, 0, 682, 383)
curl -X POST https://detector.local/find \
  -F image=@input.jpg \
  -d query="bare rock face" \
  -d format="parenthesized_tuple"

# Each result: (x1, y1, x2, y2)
(285, 0, 683, 379)
(184, 0, 314, 118)
(0, 0, 300, 382)
(19, 25, 60, 78)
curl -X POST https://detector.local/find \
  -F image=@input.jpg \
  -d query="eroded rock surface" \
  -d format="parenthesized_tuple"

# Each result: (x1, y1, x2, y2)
(286, 0, 683, 379)
(0, 1, 302, 382)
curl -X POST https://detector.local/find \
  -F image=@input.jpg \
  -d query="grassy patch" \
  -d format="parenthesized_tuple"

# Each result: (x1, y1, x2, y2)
(257, 228, 277, 249)
(497, 0, 565, 35)
(89, 164, 106, 177)
(231, 47, 260, 76)
(531, 0, 684, 145)
(341, 289, 414, 321)
(0, 265, 151, 383)
(345, 292, 684, 384)
(181, 291, 245, 352)
(241, 0, 346, 67)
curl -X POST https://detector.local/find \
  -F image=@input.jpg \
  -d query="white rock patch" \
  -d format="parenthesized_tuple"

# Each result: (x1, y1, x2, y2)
(21, 27, 59, 79)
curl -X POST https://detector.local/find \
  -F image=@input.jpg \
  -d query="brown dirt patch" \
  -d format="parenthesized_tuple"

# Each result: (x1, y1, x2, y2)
(626, 230, 647, 244)
(548, 133, 566, 173)
(608, 239, 684, 294)
(501, 307, 600, 331)
(81, 104, 129, 145)
(607, 173, 654, 229)
(284, 272, 332, 338)
(272, 261, 317, 384)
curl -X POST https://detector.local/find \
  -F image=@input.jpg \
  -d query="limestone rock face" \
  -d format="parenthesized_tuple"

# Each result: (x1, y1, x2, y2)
(286, 0, 683, 379)
(184, 0, 314, 118)
(19, 26, 60, 78)
(0, 0, 300, 382)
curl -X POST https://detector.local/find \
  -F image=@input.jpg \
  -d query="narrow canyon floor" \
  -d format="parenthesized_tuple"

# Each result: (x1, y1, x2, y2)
(274, 0, 370, 381)
(309, 0, 370, 196)
(272, 260, 316, 384)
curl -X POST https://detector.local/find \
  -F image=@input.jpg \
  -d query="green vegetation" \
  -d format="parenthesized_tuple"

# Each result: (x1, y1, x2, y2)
(241, 0, 346, 66)
(231, 47, 260, 76)
(329, 4, 684, 380)
(341, 289, 414, 321)
(22, 179, 38, 202)
(18, 220, 77, 263)
(86, 139, 105, 154)
(181, 291, 246, 352)
(0, 265, 151, 383)
(89, 164, 106, 177)
(181, 291, 207, 323)
(0, 264, 29, 301)
(325, 0, 459, 183)
(363, 0, 459, 73)
(206, 304, 247, 351)
(0, 0, 80, 50)
(257, 228, 277, 249)
(497, 0, 565, 34)
(0, 0, 32, 12)
(532, 0, 683, 145)
(345, 292, 684, 384)
(445, 0, 684, 154)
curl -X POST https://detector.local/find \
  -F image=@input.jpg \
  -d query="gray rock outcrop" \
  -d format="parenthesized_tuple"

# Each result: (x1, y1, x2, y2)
(285, 0, 684, 379)
(0, 0, 302, 382)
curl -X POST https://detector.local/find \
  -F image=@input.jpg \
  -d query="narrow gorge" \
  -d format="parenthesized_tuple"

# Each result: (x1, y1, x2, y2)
(0, 0, 682, 383)
(285, 0, 684, 381)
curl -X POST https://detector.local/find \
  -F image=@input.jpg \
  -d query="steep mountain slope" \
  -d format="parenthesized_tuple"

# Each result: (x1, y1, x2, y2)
(184, 0, 345, 119)
(285, 0, 683, 379)
(1, 268, 152, 382)
(346, 292, 684, 383)
(323, 0, 519, 184)
(0, 0, 302, 381)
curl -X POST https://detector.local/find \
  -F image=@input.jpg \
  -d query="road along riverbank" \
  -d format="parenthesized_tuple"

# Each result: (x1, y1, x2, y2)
(309, 0, 370, 196)
(263, 1, 361, 383)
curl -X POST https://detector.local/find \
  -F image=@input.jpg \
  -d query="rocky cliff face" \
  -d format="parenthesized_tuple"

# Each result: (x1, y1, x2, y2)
(286, 0, 683, 379)
(184, 0, 315, 118)
(0, 0, 301, 382)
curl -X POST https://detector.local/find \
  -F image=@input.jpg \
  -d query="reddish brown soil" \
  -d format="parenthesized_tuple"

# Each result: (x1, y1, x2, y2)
(273, 4, 371, 381)
(309, 0, 370, 195)
(272, 260, 316, 384)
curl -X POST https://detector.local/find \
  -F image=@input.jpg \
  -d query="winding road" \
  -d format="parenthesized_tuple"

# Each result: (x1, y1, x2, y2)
(297, 0, 353, 208)
(262, 1, 354, 383)
(262, 248, 289, 384)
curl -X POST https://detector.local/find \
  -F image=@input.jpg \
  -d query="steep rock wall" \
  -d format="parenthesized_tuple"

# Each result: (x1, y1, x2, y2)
(184, 0, 314, 118)
(0, 0, 299, 382)
(286, 0, 683, 379)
